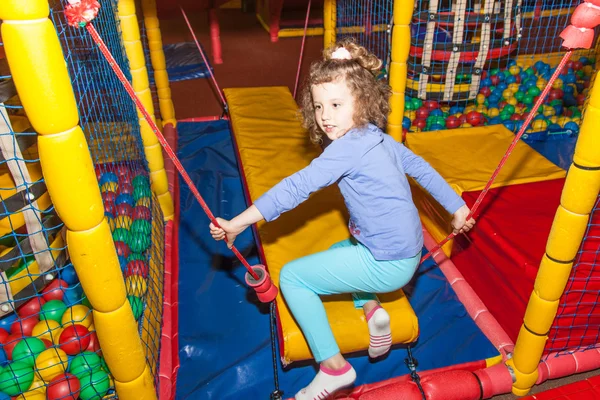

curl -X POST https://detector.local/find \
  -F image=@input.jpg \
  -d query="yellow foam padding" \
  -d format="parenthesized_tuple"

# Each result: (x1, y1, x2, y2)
(224, 87, 419, 364)
(404, 126, 566, 257)
(114, 365, 158, 400)
(66, 219, 126, 313)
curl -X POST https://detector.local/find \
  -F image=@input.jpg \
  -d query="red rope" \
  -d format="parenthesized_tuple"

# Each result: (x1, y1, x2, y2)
(293, 0, 312, 99)
(179, 6, 228, 111)
(420, 51, 573, 263)
(85, 23, 259, 281)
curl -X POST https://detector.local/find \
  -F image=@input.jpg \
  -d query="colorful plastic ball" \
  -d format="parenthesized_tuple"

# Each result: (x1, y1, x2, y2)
(564, 121, 580, 134)
(115, 193, 135, 208)
(119, 182, 135, 196)
(429, 123, 444, 131)
(31, 319, 61, 344)
(112, 228, 130, 244)
(18, 298, 45, 319)
(10, 315, 39, 338)
(125, 274, 148, 297)
(42, 279, 69, 302)
(136, 197, 152, 208)
(127, 253, 146, 263)
(35, 347, 68, 383)
(78, 369, 110, 400)
(0, 361, 34, 396)
(98, 172, 118, 186)
(101, 190, 116, 204)
(59, 325, 91, 356)
(40, 300, 68, 324)
(132, 175, 150, 189)
(133, 206, 151, 221)
(415, 107, 429, 119)
(0, 329, 8, 345)
(100, 182, 118, 194)
(479, 86, 492, 97)
(114, 241, 131, 259)
(125, 260, 149, 279)
(131, 219, 152, 236)
(62, 286, 84, 308)
(402, 117, 411, 130)
(12, 337, 46, 367)
(128, 295, 144, 320)
(465, 111, 484, 126)
(118, 256, 128, 271)
(128, 232, 151, 253)
(47, 373, 81, 400)
(85, 331, 101, 354)
(61, 305, 93, 330)
(444, 115, 460, 129)
(413, 118, 427, 130)
(68, 352, 102, 378)
(530, 119, 548, 132)
(115, 203, 134, 218)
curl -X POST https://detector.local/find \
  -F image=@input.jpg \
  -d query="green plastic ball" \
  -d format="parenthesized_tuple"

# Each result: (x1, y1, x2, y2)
(69, 352, 103, 378)
(128, 232, 151, 253)
(40, 299, 68, 323)
(133, 185, 152, 202)
(127, 253, 146, 262)
(127, 295, 144, 320)
(0, 361, 34, 396)
(112, 228, 130, 244)
(78, 369, 111, 400)
(132, 175, 150, 189)
(12, 338, 46, 367)
(130, 220, 152, 236)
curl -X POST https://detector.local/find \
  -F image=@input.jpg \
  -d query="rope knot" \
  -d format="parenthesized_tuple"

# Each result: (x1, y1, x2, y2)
(65, 0, 101, 27)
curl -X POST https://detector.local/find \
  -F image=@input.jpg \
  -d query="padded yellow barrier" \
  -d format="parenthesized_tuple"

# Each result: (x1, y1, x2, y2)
(224, 86, 419, 364)
(405, 126, 566, 257)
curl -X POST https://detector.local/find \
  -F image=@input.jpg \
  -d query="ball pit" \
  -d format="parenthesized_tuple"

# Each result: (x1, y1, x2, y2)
(404, 57, 593, 139)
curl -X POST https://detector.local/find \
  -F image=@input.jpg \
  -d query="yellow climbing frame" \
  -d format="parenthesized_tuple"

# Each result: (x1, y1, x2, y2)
(0, 0, 157, 399)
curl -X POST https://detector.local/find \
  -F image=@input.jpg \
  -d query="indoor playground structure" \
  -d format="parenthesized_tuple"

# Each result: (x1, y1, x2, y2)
(0, 0, 600, 399)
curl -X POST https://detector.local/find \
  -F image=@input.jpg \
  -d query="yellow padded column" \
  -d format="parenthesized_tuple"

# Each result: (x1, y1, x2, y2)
(508, 70, 600, 396)
(140, 0, 176, 127)
(0, 2, 157, 399)
(387, 0, 412, 141)
(117, 0, 174, 221)
(323, 0, 336, 48)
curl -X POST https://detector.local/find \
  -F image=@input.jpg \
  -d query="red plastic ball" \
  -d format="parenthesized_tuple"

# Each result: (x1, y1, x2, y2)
(47, 373, 81, 400)
(465, 111, 484, 126)
(116, 164, 131, 178)
(514, 74, 522, 84)
(115, 241, 131, 258)
(445, 115, 461, 129)
(119, 182, 134, 195)
(459, 114, 467, 124)
(490, 75, 500, 85)
(415, 107, 429, 119)
(103, 200, 116, 216)
(42, 279, 69, 302)
(18, 297, 46, 318)
(510, 113, 522, 121)
(41, 338, 53, 348)
(133, 206, 152, 221)
(577, 93, 586, 105)
(116, 203, 134, 217)
(86, 331, 101, 353)
(479, 86, 492, 97)
(59, 325, 91, 356)
(3, 333, 23, 359)
(10, 315, 39, 337)
(423, 100, 439, 110)
(573, 61, 583, 71)
(125, 260, 149, 279)
(101, 191, 117, 203)
(413, 118, 427, 130)
(0, 328, 9, 344)
(548, 89, 564, 101)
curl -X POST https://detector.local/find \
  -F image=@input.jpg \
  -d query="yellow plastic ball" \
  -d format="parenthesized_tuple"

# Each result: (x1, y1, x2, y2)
(464, 105, 477, 114)
(14, 377, 45, 399)
(531, 119, 548, 132)
(557, 116, 571, 127)
(542, 105, 555, 117)
(440, 106, 450, 113)
(460, 123, 473, 128)
(536, 79, 547, 90)
(32, 319, 62, 344)
(476, 94, 486, 105)
(583, 65, 593, 76)
(506, 97, 518, 106)
(488, 108, 500, 118)
(571, 117, 581, 125)
(136, 198, 152, 208)
(509, 65, 521, 75)
(114, 215, 133, 230)
(508, 83, 520, 94)
(34, 348, 68, 383)
(404, 110, 416, 120)
(100, 182, 118, 193)
(61, 305, 94, 329)
(471, 36, 481, 43)
(502, 89, 514, 100)
(552, 78, 563, 89)
(107, 216, 116, 232)
(475, 105, 487, 114)
(550, 116, 558, 124)
(126, 275, 148, 297)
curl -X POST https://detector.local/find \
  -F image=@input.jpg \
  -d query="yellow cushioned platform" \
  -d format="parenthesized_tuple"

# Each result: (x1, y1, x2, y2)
(405, 126, 566, 256)
(224, 86, 419, 364)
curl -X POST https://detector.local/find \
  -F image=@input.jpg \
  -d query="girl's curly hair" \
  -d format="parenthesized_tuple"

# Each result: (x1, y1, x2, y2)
(299, 38, 391, 144)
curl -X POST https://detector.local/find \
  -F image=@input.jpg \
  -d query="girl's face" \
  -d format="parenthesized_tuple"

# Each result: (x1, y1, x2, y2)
(311, 79, 356, 141)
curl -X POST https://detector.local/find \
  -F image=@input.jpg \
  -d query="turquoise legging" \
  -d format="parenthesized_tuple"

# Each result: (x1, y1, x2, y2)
(279, 238, 420, 362)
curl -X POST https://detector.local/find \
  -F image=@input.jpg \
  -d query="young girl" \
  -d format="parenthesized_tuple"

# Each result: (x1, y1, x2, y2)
(210, 39, 475, 399)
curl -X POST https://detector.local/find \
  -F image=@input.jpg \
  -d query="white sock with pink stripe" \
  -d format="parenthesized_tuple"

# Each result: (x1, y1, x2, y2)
(294, 362, 356, 400)
(366, 305, 392, 358)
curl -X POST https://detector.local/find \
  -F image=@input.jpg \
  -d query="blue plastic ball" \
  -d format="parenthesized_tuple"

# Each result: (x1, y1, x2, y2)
(99, 172, 118, 186)
(564, 121, 580, 134)
(60, 265, 79, 285)
(402, 117, 411, 130)
(0, 313, 16, 332)
(429, 123, 445, 131)
(118, 255, 128, 271)
(115, 193, 135, 207)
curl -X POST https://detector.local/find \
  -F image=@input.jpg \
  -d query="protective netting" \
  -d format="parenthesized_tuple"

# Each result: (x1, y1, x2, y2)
(0, 0, 165, 398)
(335, 0, 394, 80)
(334, 0, 598, 141)
(545, 193, 600, 357)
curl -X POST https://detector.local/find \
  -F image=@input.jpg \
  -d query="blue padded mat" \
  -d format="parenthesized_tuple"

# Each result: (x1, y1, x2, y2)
(176, 120, 499, 399)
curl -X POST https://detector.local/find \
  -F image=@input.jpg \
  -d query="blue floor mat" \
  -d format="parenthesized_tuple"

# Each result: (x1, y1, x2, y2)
(151, 42, 212, 83)
(175, 120, 499, 400)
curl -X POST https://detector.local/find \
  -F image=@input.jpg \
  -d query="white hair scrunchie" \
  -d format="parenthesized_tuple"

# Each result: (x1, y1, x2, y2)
(331, 47, 352, 60)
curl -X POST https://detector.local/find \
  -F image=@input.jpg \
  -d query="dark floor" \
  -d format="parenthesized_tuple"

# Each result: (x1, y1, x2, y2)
(156, 5, 599, 399)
